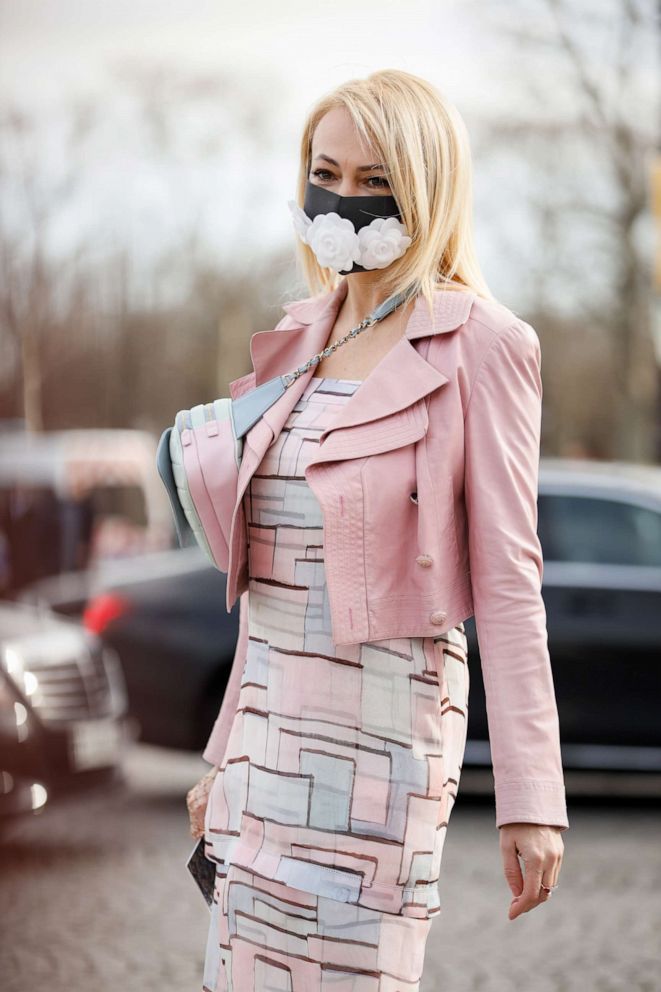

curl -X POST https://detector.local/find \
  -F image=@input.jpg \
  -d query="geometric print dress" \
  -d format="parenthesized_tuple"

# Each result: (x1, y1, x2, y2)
(202, 376, 470, 992)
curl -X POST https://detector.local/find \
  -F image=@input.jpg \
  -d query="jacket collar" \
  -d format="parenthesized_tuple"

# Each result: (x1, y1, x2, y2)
(251, 278, 475, 387)
(281, 277, 475, 339)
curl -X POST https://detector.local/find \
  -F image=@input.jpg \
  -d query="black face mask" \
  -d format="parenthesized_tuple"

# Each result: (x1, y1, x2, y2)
(302, 179, 405, 274)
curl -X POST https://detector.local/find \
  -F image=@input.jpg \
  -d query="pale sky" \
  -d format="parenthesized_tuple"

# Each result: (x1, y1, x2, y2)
(0, 0, 509, 291)
(0, 0, 654, 313)
(0, 0, 491, 110)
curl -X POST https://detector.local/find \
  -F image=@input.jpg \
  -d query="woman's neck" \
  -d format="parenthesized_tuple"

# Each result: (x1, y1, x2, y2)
(338, 275, 405, 325)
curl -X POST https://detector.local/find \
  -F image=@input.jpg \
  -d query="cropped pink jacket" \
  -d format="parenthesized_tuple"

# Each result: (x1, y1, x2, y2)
(202, 278, 570, 832)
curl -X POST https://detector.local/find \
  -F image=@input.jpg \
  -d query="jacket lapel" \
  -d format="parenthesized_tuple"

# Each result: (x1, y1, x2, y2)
(307, 336, 449, 464)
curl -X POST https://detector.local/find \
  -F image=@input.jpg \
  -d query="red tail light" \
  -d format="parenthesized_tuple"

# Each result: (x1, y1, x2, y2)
(83, 593, 131, 635)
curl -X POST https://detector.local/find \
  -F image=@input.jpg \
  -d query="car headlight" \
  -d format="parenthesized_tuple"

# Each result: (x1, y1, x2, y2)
(0, 670, 30, 738)
(2, 646, 40, 701)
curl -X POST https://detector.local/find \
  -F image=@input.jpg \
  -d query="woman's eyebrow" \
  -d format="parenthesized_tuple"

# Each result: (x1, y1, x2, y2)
(313, 154, 386, 172)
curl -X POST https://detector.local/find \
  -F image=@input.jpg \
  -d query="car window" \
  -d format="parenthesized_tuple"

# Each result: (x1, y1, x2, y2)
(538, 493, 661, 566)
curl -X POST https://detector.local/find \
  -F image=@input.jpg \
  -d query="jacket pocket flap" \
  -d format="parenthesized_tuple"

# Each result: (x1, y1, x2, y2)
(308, 399, 429, 465)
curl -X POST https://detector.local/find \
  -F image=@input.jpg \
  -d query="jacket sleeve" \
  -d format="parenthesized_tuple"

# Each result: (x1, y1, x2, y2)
(202, 587, 249, 767)
(463, 318, 569, 831)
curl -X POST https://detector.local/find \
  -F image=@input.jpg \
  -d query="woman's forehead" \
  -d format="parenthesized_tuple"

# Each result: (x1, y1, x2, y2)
(311, 110, 378, 164)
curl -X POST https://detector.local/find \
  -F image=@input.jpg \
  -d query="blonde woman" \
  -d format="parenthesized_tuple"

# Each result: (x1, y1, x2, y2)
(188, 68, 568, 991)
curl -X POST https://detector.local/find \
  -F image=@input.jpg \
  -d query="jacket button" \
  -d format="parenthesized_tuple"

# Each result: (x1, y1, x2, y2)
(430, 610, 448, 625)
(416, 554, 433, 567)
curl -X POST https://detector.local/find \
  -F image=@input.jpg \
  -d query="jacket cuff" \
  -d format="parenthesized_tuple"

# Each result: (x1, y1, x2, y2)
(495, 778, 569, 830)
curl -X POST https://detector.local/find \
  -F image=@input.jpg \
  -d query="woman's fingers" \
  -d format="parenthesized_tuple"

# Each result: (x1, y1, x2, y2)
(501, 832, 525, 898)
(548, 846, 563, 889)
(186, 768, 218, 839)
(508, 852, 546, 919)
(187, 786, 208, 837)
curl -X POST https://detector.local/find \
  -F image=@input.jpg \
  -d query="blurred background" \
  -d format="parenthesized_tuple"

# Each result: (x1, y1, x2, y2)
(0, 1, 659, 990)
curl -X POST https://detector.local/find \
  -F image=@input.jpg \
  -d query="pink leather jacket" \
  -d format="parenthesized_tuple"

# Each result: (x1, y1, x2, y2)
(203, 278, 569, 832)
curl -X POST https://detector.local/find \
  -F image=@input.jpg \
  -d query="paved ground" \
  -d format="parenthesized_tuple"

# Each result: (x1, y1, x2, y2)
(1, 744, 660, 992)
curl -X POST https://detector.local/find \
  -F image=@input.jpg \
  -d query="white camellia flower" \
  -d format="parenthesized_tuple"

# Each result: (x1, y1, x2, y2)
(305, 212, 362, 272)
(287, 200, 312, 242)
(357, 216, 413, 270)
(287, 200, 412, 272)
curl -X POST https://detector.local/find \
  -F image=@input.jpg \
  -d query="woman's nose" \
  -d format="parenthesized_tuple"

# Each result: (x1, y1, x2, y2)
(337, 178, 361, 197)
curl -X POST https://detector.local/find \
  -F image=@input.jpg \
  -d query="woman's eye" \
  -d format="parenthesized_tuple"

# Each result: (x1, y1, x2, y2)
(310, 169, 390, 190)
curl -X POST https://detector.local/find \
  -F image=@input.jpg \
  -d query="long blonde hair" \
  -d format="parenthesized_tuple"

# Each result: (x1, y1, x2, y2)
(289, 69, 496, 324)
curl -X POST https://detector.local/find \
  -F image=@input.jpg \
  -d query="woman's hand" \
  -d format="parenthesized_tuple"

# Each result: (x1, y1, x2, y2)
(499, 823, 564, 920)
(186, 765, 219, 839)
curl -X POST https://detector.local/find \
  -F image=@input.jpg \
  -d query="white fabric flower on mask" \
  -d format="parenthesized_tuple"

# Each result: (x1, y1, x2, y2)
(357, 216, 412, 270)
(304, 212, 362, 272)
(287, 200, 312, 242)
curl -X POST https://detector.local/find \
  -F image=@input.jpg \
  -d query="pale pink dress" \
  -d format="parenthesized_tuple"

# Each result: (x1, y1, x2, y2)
(202, 377, 470, 991)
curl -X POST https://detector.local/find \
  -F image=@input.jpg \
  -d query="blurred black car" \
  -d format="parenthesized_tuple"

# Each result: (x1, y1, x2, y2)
(464, 457, 661, 773)
(79, 458, 661, 773)
(0, 600, 132, 824)
(81, 547, 239, 753)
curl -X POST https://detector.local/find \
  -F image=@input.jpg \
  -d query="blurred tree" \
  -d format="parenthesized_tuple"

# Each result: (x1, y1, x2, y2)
(0, 104, 91, 431)
(0, 63, 296, 433)
(469, 0, 658, 460)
